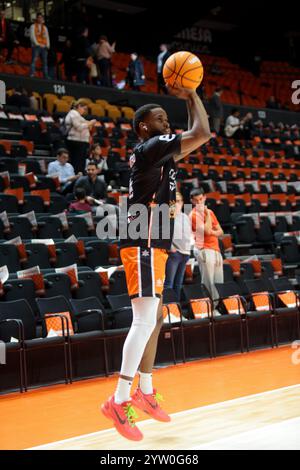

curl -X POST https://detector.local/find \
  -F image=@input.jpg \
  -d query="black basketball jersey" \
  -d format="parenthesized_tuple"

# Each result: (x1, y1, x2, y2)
(120, 133, 182, 250)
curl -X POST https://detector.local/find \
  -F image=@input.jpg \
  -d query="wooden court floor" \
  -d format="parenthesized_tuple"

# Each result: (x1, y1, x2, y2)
(0, 345, 300, 450)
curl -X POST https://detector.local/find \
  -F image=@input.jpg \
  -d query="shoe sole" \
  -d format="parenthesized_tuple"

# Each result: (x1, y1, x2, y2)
(100, 403, 144, 441)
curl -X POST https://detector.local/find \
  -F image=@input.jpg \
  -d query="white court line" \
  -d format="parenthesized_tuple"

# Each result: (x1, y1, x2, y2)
(27, 383, 300, 450)
(192, 416, 300, 450)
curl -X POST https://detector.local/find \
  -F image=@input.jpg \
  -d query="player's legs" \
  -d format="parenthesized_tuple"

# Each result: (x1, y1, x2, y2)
(101, 247, 169, 436)
(115, 295, 159, 404)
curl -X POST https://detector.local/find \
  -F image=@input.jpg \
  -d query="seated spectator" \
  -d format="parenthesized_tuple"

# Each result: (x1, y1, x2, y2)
(85, 143, 117, 184)
(224, 109, 251, 139)
(7, 86, 30, 108)
(47, 148, 82, 192)
(27, 89, 39, 110)
(86, 143, 108, 179)
(68, 187, 92, 213)
(74, 161, 107, 202)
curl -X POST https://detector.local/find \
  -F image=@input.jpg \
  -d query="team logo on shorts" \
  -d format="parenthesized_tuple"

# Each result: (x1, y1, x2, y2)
(142, 249, 150, 257)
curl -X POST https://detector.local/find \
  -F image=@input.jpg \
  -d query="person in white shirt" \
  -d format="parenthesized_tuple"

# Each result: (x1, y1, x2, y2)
(224, 109, 250, 139)
(29, 12, 50, 79)
(164, 191, 192, 299)
(47, 148, 82, 191)
(65, 99, 97, 173)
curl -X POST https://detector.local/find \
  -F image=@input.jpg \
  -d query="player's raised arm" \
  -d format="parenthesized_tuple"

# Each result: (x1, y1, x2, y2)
(168, 84, 211, 161)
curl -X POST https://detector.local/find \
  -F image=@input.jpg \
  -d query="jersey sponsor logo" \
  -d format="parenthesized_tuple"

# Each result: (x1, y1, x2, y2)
(169, 168, 177, 191)
(159, 134, 176, 142)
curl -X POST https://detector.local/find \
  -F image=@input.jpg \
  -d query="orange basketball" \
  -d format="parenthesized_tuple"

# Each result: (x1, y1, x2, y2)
(163, 51, 204, 90)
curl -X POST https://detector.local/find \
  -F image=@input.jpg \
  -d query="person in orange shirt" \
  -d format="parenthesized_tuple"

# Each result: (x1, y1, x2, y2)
(189, 188, 224, 313)
(29, 12, 50, 78)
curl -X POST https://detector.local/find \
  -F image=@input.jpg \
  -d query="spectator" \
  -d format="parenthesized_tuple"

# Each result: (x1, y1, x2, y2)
(69, 187, 92, 213)
(65, 99, 97, 173)
(86, 143, 110, 182)
(74, 27, 92, 84)
(74, 161, 107, 202)
(47, 47, 57, 80)
(164, 191, 193, 300)
(59, 39, 75, 82)
(0, 9, 19, 64)
(127, 52, 145, 91)
(209, 87, 223, 134)
(29, 12, 50, 79)
(27, 89, 39, 110)
(210, 62, 222, 75)
(47, 148, 82, 192)
(266, 96, 280, 110)
(189, 188, 224, 314)
(95, 35, 116, 87)
(157, 44, 170, 94)
(225, 109, 253, 139)
(243, 112, 254, 140)
(7, 86, 30, 108)
(224, 108, 242, 138)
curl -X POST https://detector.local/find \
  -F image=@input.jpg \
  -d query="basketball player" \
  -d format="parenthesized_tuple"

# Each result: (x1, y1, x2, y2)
(101, 84, 211, 441)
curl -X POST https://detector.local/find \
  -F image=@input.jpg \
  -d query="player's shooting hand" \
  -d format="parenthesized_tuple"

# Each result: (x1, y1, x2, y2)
(166, 83, 195, 100)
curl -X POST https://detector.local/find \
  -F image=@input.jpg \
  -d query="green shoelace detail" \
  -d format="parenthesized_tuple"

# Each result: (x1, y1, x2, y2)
(154, 392, 164, 404)
(124, 404, 138, 428)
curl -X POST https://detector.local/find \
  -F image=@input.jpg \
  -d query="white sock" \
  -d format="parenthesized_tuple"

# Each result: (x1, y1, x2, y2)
(115, 378, 133, 404)
(115, 297, 159, 402)
(139, 371, 153, 395)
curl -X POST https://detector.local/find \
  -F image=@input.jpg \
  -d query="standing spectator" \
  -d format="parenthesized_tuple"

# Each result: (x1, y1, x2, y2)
(266, 96, 280, 110)
(189, 188, 224, 314)
(164, 191, 192, 300)
(47, 148, 82, 192)
(95, 35, 116, 87)
(65, 99, 97, 173)
(0, 9, 19, 64)
(157, 44, 170, 94)
(74, 27, 92, 84)
(209, 87, 223, 134)
(60, 39, 74, 82)
(74, 161, 107, 202)
(29, 12, 50, 79)
(47, 47, 57, 80)
(127, 53, 145, 91)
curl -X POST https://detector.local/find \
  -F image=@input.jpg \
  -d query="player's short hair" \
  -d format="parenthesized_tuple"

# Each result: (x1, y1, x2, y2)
(190, 188, 206, 198)
(133, 103, 162, 134)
